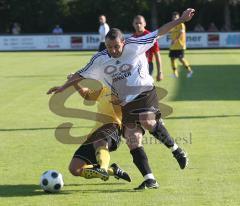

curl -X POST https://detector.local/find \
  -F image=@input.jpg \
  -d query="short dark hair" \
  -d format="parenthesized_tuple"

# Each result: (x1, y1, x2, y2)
(105, 28, 124, 41)
(133, 15, 146, 22)
(172, 11, 180, 16)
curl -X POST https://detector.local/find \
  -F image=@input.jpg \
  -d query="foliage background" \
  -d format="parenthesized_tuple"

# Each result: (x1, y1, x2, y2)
(0, 0, 240, 33)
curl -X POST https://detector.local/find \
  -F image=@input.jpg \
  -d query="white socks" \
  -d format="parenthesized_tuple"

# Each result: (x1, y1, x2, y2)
(171, 143, 179, 152)
(144, 173, 155, 180)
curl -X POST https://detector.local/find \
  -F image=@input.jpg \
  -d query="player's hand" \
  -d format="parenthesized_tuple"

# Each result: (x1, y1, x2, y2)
(109, 94, 122, 105)
(46, 86, 64, 95)
(156, 73, 164, 82)
(67, 73, 74, 80)
(180, 8, 195, 22)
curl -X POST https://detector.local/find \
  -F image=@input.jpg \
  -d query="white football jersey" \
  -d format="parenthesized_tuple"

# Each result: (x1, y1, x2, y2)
(99, 23, 110, 42)
(78, 30, 158, 105)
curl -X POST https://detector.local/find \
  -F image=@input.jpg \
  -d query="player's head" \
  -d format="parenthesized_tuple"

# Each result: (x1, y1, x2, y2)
(99, 15, 106, 24)
(132, 15, 146, 33)
(172, 11, 180, 20)
(105, 28, 125, 58)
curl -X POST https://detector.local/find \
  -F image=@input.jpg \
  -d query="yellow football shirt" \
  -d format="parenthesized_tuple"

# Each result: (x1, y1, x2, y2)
(88, 87, 122, 131)
(170, 23, 186, 50)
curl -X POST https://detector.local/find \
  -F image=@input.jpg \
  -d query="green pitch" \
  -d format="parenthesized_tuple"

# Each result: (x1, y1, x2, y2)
(0, 50, 239, 206)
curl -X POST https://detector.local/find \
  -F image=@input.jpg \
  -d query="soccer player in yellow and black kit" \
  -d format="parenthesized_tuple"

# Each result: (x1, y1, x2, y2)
(57, 77, 131, 182)
(169, 11, 193, 78)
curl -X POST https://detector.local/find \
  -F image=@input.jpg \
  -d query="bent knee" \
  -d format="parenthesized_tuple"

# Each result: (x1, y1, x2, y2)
(125, 132, 143, 150)
(140, 120, 156, 130)
(69, 166, 80, 176)
(68, 158, 86, 176)
(139, 112, 156, 131)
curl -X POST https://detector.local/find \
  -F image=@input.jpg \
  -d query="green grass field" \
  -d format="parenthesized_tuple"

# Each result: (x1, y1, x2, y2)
(0, 50, 240, 206)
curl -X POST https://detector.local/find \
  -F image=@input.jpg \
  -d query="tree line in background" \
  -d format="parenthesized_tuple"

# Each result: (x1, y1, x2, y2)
(0, 0, 239, 34)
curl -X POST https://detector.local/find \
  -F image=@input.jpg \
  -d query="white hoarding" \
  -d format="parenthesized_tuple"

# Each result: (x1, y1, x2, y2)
(0, 32, 239, 51)
(0, 35, 71, 50)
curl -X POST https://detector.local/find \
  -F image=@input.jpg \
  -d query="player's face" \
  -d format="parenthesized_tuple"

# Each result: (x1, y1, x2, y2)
(105, 38, 125, 58)
(133, 18, 146, 33)
(99, 16, 106, 24)
(172, 14, 180, 21)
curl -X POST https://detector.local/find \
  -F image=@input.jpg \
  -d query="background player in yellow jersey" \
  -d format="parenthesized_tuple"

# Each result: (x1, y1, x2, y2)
(56, 76, 131, 182)
(169, 11, 193, 78)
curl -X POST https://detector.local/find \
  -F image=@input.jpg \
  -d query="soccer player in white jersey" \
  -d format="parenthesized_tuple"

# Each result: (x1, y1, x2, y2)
(98, 15, 110, 52)
(48, 8, 195, 190)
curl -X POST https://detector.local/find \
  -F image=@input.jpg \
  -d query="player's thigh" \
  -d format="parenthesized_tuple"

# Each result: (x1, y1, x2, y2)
(93, 139, 108, 150)
(170, 50, 184, 60)
(169, 50, 176, 59)
(170, 57, 176, 62)
(177, 50, 184, 59)
(71, 143, 97, 167)
(91, 123, 121, 152)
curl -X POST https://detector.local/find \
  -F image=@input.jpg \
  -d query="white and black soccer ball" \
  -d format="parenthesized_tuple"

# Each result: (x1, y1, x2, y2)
(40, 170, 64, 193)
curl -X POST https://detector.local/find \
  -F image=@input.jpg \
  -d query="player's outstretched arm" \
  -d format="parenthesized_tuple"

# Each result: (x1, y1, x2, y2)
(66, 72, 90, 98)
(47, 73, 83, 95)
(157, 8, 195, 38)
(66, 73, 103, 101)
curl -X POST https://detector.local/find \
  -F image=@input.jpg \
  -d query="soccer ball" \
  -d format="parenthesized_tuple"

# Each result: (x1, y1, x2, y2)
(40, 170, 64, 193)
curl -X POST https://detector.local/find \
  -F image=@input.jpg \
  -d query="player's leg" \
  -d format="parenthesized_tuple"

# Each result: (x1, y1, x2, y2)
(92, 138, 131, 182)
(93, 139, 110, 172)
(179, 57, 190, 70)
(169, 50, 179, 78)
(121, 93, 159, 189)
(123, 123, 159, 190)
(139, 111, 188, 169)
(101, 123, 132, 182)
(140, 112, 174, 147)
(69, 142, 101, 179)
(136, 87, 188, 169)
(170, 57, 179, 78)
(72, 126, 111, 181)
(86, 123, 132, 182)
(69, 157, 94, 178)
(179, 57, 193, 78)
(178, 50, 193, 78)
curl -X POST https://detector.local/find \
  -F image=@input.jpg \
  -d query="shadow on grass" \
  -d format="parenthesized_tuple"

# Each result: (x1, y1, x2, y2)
(0, 184, 70, 197)
(64, 183, 139, 193)
(0, 126, 91, 132)
(0, 183, 138, 197)
(68, 188, 139, 193)
(171, 65, 240, 101)
(65, 182, 126, 186)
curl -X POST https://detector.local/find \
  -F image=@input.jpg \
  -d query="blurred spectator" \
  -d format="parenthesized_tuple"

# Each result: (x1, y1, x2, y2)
(194, 23, 205, 32)
(52, 25, 63, 34)
(207, 22, 219, 32)
(12, 22, 21, 35)
(98, 15, 110, 52)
